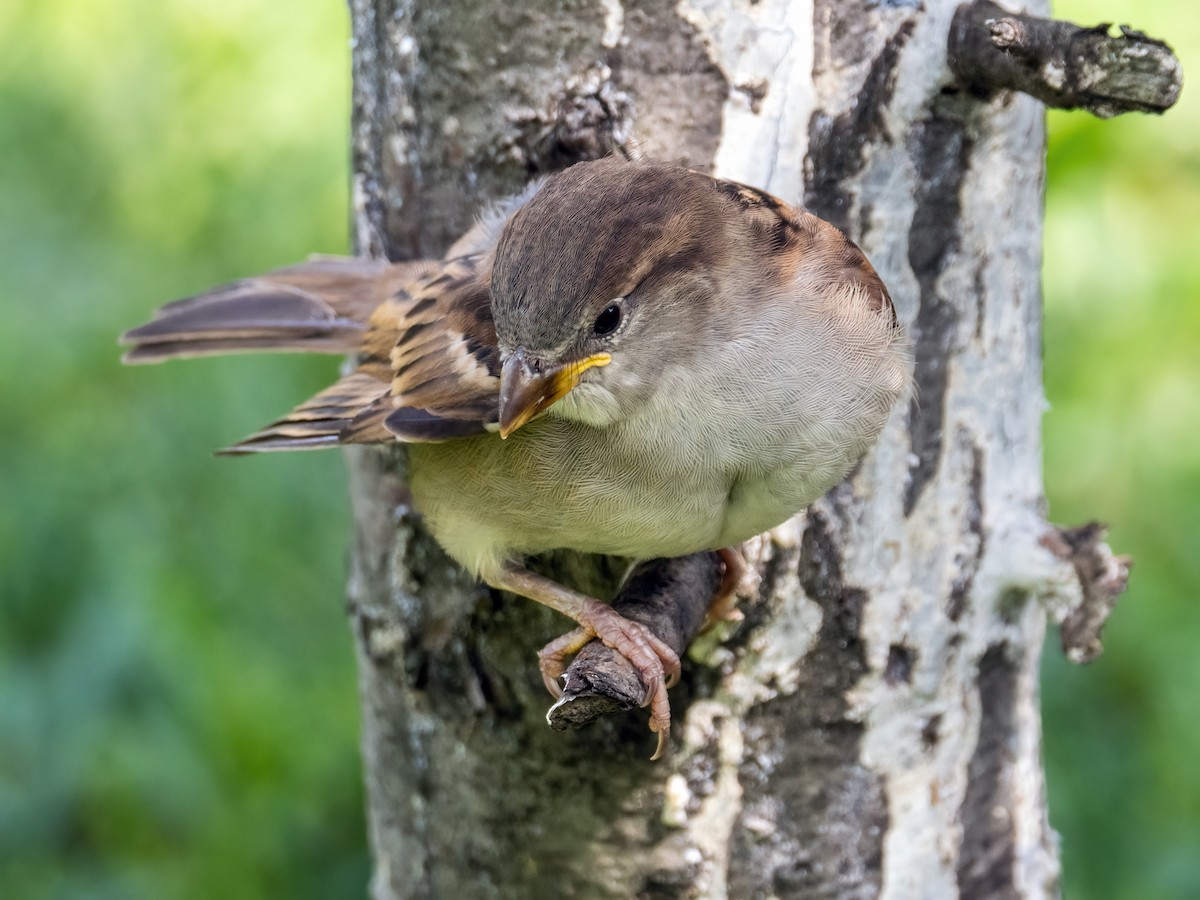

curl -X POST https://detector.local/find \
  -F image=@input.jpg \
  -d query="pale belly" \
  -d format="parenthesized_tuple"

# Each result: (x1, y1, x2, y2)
(406, 416, 845, 578)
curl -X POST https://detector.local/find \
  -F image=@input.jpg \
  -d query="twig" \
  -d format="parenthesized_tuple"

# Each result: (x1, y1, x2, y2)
(1041, 522, 1132, 663)
(949, 0, 1182, 118)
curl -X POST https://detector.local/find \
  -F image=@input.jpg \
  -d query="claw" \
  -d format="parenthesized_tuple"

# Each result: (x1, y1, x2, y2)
(650, 724, 670, 761)
(642, 660, 673, 761)
(542, 670, 564, 698)
(537, 625, 591, 699)
(492, 564, 684, 757)
(639, 674, 661, 709)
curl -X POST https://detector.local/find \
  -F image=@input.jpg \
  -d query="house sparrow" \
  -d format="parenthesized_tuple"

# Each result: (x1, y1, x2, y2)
(123, 158, 910, 758)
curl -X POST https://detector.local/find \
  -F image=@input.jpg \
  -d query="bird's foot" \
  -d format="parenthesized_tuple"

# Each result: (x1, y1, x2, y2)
(538, 599, 680, 760)
(491, 562, 681, 758)
(704, 547, 748, 629)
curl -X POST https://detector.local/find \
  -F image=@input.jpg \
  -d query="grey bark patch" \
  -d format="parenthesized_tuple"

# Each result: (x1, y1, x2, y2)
(956, 644, 1019, 899)
(728, 511, 886, 898)
(637, 860, 705, 900)
(903, 104, 974, 516)
(351, 0, 615, 260)
(611, 1, 728, 169)
(535, 71, 636, 171)
(735, 77, 769, 114)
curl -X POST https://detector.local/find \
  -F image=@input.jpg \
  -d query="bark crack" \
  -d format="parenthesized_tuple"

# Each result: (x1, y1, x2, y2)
(805, 21, 913, 231)
(903, 101, 974, 516)
(728, 509, 886, 898)
(956, 643, 1019, 899)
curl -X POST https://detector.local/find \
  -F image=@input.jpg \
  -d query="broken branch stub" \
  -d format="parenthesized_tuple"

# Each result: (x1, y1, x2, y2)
(1042, 522, 1133, 664)
(949, 0, 1183, 118)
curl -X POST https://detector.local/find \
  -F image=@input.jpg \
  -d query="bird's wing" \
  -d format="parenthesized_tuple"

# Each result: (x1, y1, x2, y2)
(222, 253, 500, 452)
(120, 255, 438, 363)
(219, 367, 394, 454)
(374, 253, 502, 442)
(122, 176, 572, 452)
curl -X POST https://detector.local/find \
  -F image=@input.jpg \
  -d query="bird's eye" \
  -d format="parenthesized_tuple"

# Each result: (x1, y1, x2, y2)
(592, 302, 622, 337)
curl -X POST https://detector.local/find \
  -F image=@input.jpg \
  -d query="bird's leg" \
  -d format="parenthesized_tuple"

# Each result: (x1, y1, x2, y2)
(489, 562, 681, 757)
(704, 547, 748, 629)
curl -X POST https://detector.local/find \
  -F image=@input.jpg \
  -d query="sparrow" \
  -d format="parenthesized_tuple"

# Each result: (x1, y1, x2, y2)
(122, 158, 911, 758)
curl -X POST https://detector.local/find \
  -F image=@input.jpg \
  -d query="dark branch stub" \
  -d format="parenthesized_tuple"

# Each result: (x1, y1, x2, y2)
(949, 0, 1183, 118)
(546, 552, 721, 731)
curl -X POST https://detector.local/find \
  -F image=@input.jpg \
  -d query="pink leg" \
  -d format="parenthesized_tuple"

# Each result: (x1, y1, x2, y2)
(705, 547, 748, 628)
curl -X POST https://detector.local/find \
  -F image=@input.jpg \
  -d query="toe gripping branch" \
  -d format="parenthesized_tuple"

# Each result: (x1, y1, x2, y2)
(545, 552, 723, 737)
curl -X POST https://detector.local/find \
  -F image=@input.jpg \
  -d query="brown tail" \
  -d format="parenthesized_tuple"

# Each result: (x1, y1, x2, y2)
(120, 255, 435, 364)
(121, 254, 442, 454)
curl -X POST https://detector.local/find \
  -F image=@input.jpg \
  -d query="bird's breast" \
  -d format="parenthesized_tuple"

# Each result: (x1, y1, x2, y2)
(407, 294, 907, 575)
(405, 419, 731, 572)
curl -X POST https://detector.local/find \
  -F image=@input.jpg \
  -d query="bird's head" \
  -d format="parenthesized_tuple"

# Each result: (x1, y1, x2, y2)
(489, 159, 743, 437)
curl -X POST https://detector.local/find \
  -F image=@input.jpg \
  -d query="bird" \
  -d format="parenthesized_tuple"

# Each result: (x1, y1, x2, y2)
(122, 158, 911, 758)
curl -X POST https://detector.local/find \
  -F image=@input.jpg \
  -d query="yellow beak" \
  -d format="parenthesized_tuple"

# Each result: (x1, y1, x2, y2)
(498, 347, 612, 438)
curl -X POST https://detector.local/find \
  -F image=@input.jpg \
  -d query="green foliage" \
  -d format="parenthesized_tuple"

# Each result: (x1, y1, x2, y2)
(0, 0, 1196, 897)
(1043, 3, 1200, 897)
(0, 1, 366, 896)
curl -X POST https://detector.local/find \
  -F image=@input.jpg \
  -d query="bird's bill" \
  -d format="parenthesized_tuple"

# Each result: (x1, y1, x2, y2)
(498, 348, 611, 438)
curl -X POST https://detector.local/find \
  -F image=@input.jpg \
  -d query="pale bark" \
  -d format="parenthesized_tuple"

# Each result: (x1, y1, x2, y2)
(342, 1, 1140, 897)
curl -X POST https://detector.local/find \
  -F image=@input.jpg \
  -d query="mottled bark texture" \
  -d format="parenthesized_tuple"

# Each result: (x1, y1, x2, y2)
(344, 1, 1140, 897)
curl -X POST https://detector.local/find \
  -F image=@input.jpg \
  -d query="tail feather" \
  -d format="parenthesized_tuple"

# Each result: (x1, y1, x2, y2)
(120, 255, 431, 364)
(123, 334, 364, 364)
(218, 370, 392, 455)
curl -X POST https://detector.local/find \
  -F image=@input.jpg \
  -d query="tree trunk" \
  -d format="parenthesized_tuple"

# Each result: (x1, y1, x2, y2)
(342, 1, 1139, 897)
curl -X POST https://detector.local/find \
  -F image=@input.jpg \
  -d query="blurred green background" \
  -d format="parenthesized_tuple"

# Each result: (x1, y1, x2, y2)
(1041, 3, 1200, 897)
(0, 0, 1194, 897)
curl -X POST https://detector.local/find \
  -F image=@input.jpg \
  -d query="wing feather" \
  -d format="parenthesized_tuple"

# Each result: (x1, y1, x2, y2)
(380, 254, 500, 442)
(124, 185, 550, 452)
(219, 369, 392, 454)
(121, 255, 435, 363)
(223, 253, 501, 451)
